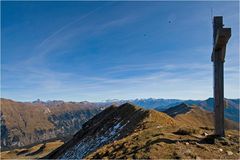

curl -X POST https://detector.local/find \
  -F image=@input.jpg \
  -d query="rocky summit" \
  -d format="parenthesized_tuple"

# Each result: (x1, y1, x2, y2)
(44, 103, 239, 159)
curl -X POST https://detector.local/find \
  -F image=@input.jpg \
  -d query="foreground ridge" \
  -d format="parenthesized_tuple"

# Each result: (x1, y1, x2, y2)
(43, 103, 176, 159)
(44, 102, 239, 159)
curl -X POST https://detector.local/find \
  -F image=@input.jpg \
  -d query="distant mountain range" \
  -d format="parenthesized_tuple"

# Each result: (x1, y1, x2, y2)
(97, 98, 182, 109)
(98, 98, 239, 122)
(154, 98, 239, 122)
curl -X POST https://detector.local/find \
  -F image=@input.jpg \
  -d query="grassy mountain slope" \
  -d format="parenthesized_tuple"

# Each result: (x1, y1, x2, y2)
(44, 103, 176, 159)
(163, 103, 239, 130)
(0, 98, 101, 149)
(154, 98, 239, 122)
(45, 103, 239, 159)
(85, 104, 239, 159)
(0, 140, 64, 159)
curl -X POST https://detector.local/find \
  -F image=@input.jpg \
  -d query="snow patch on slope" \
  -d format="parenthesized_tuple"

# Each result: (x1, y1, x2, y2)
(60, 121, 128, 159)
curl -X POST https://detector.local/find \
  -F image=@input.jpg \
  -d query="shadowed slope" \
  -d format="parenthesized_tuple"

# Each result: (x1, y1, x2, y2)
(163, 103, 192, 117)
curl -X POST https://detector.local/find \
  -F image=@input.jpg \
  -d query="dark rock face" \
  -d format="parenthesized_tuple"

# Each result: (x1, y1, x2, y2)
(1, 114, 8, 147)
(163, 103, 192, 117)
(7, 129, 57, 149)
(1, 110, 99, 149)
(48, 110, 100, 136)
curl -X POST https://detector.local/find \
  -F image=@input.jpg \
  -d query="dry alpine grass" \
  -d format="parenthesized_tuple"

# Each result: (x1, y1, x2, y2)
(0, 140, 64, 159)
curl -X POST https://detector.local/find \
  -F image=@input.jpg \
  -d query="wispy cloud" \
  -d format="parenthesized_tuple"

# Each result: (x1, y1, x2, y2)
(2, 1, 239, 101)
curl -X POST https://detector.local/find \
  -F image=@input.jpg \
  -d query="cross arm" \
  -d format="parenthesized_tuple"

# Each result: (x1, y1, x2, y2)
(211, 28, 231, 62)
(214, 28, 231, 51)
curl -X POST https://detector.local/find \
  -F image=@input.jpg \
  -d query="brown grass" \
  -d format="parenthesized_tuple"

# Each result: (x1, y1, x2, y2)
(85, 107, 240, 159)
(0, 140, 64, 159)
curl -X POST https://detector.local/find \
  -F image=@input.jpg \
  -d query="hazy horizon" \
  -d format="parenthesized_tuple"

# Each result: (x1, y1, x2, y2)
(1, 96, 240, 104)
(1, 1, 239, 102)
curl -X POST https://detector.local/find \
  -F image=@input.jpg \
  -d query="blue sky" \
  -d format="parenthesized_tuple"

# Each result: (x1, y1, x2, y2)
(1, 1, 239, 102)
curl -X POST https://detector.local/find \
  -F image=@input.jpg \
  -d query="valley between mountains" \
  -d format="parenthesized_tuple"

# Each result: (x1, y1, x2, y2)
(0, 98, 239, 159)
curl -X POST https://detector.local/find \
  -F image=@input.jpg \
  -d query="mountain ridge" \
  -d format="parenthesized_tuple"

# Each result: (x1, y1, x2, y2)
(163, 103, 239, 130)
(1, 97, 239, 150)
(43, 103, 176, 159)
(44, 103, 239, 159)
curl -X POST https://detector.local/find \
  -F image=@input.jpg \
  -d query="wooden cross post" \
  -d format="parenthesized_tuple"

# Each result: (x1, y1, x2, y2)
(211, 16, 231, 137)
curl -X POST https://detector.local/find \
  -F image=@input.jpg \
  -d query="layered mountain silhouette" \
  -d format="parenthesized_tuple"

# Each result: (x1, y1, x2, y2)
(44, 103, 239, 159)
(163, 103, 239, 130)
(98, 98, 239, 122)
(155, 98, 239, 122)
